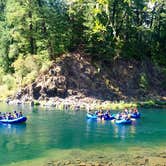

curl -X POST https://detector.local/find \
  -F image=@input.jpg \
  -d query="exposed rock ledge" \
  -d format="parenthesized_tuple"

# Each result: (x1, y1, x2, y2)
(9, 52, 166, 108)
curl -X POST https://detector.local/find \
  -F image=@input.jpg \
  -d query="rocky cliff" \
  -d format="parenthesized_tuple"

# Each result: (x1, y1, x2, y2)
(14, 52, 166, 103)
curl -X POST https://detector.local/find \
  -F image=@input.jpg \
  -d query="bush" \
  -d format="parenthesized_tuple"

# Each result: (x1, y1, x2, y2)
(0, 74, 16, 99)
(0, 85, 15, 99)
(22, 71, 38, 86)
(2, 74, 16, 90)
(0, 67, 5, 84)
(0, 52, 53, 99)
(35, 51, 52, 73)
(12, 54, 52, 87)
(139, 73, 149, 90)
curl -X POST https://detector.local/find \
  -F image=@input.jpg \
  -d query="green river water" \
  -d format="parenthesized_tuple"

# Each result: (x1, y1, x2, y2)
(0, 103, 166, 166)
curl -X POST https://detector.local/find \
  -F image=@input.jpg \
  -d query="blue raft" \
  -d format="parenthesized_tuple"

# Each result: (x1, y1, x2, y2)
(115, 119, 132, 125)
(86, 113, 115, 120)
(113, 112, 141, 119)
(130, 113, 141, 119)
(103, 115, 115, 120)
(0, 116, 27, 124)
(86, 113, 97, 119)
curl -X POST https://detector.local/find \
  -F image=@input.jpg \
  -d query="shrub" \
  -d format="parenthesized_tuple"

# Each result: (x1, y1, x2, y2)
(2, 74, 16, 90)
(12, 54, 52, 87)
(139, 73, 149, 90)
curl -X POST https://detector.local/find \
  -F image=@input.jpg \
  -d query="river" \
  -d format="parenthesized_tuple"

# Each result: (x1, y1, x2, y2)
(0, 103, 166, 165)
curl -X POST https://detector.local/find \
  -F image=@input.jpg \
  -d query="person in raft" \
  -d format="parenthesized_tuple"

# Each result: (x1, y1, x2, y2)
(0, 112, 2, 120)
(104, 110, 111, 119)
(124, 108, 129, 114)
(133, 107, 139, 115)
(98, 109, 104, 119)
(13, 110, 19, 118)
(18, 111, 23, 118)
(1, 110, 23, 120)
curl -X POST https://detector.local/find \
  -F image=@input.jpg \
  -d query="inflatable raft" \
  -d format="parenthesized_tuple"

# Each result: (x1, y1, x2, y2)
(86, 113, 97, 119)
(0, 116, 27, 124)
(130, 113, 141, 119)
(103, 115, 115, 120)
(86, 113, 115, 120)
(115, 119, 132, 125)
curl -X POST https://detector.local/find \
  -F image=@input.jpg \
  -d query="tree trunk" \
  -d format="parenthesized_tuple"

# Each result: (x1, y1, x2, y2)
(29, 11, 35, 54)
(112, 0, 117, 27)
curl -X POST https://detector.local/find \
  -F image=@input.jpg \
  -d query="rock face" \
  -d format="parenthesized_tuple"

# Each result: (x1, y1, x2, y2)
(14, 52, 166, 101)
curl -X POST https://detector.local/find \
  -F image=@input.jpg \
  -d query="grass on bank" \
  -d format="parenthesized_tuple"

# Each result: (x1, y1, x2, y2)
(137, 100, 166, 108)
(94, 101, 137, 110)
(87, 100, 166, 111)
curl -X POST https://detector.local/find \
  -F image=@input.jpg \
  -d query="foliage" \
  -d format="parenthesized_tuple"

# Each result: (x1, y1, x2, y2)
(0, 85, 15, 99)
(0, 0, 165, 98)
(12, 54, 52, 87)
(99, 101, 137, 110)
(0, 73, 17, 99)
(137, 100, 166, 108)
(0, 0, 72, 72)
(139, 73, 149, 90)
(2, 74, 16, 90)
(68, 0, 166, 62)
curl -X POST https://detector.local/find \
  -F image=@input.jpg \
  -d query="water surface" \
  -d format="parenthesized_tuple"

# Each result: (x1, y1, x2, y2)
(0, 103, 166, 165)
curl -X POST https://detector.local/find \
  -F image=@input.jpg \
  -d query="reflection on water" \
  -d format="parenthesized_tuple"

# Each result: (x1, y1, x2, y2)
(130, 125, 136, 135)
(113, 124, 136, 139)
(86, 119, 137, 140)
(0, 123, 26, 135)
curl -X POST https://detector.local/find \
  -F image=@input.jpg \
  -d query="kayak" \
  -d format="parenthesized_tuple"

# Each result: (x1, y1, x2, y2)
(0, 116, 27, 124)
(115, 119, 132, 125)
(130, 113, 141, 119)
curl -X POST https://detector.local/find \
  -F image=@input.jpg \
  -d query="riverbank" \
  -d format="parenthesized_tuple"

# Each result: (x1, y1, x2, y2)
(1, 52, 165, 112)
(3, 52, 165, 111)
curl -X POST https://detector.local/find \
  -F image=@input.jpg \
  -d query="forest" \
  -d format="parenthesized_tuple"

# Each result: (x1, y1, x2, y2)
(0, 0, 165, 98)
